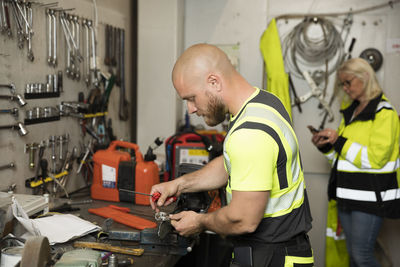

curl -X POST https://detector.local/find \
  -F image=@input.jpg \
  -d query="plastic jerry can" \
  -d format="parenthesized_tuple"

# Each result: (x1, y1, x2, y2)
(91, 140, 159, 205)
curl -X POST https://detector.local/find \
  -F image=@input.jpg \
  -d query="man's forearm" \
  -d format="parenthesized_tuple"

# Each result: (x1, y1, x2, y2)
(198, 190, 269, 236)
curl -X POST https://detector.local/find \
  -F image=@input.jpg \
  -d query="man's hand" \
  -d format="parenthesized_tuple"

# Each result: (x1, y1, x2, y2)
(150, 180, 179, 212)
(170, 211, 204, 237)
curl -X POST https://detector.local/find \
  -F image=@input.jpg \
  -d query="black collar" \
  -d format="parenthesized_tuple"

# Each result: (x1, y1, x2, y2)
(340, 93, 383, 125)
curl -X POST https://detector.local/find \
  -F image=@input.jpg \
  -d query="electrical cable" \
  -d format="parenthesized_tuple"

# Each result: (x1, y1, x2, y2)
(283, 17, 344, 79)
(276, 0, 400, 20)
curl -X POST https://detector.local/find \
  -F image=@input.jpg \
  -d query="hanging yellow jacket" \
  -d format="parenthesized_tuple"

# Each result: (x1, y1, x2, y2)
(325, 200, 349, 267)
(260, 18, 292, 120)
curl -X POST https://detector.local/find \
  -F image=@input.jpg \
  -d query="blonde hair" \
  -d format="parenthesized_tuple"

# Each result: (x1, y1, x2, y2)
(334, 58, 383, 104)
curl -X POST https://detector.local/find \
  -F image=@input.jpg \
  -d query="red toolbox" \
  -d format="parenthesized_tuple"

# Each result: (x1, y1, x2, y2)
(91, 140, 159, 205)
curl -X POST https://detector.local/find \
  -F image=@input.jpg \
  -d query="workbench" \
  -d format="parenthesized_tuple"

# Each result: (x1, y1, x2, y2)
(51, 196, 181, 267)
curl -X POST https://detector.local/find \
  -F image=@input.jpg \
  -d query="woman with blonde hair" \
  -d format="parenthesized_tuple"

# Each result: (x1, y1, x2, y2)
(311, 57, 400, 267)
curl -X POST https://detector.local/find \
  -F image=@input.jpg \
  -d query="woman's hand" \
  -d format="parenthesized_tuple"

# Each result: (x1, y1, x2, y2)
(312, 128, 338, 147)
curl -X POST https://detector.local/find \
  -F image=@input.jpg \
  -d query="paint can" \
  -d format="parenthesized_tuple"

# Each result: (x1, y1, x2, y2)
(1, 246, 23, 267)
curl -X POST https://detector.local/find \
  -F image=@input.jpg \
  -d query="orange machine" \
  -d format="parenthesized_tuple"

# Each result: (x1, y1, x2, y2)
(91, 140, 159, 205)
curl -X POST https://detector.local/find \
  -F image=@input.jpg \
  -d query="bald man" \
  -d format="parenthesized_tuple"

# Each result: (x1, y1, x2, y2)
(150, 44, 314, 267)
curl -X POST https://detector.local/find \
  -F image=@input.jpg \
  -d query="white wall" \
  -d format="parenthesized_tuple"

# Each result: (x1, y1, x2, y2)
(183, 0, 267, 130)
(137, 0, 184, 156)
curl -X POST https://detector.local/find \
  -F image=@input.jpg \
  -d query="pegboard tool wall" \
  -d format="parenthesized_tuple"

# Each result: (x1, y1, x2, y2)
(0, 0, 133, 194)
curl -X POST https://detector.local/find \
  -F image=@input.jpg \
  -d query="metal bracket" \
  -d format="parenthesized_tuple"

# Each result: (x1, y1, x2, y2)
(292, 71, 334, 122)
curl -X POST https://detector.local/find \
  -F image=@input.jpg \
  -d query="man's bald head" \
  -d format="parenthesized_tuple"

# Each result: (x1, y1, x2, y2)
(172, 44, 235, 89)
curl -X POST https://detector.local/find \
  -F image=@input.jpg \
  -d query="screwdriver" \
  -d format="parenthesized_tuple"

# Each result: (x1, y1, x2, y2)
(119, 189, 177, 203)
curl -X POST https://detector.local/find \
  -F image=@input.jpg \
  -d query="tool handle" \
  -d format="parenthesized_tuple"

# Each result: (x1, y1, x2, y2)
(107, 140, 144, 162)
(151, 192, 177, 203)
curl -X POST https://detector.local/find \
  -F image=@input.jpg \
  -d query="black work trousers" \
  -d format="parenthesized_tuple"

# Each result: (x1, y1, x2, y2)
(231, 233, 314, 267)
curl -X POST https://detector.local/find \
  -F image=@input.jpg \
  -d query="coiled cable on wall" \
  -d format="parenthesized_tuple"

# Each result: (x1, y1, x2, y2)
(283, 17, 344, 79)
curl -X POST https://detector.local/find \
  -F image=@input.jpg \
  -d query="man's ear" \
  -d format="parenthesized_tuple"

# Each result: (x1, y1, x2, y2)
(207, 74, 221, 92)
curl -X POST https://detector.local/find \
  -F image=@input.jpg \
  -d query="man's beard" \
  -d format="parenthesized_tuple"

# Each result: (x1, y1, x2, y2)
(203, 92, 227, 127)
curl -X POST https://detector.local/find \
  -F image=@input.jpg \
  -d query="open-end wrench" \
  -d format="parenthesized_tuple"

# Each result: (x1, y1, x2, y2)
(74, 15, 81, 80)
(3, 1, 12, 37)
(0, 1, 4, 33)
(46, 8, 53, 65)
(0, 1, 4, 34)
(82, 19, 90, 86)
(14, 0, 33, 34)
(88, 20, 99, 87)
(26, 3, 34, 61)
(67, 15, 76, 78)
(10, 1, 24, 49)
(51, 9, 57, 66)
(60, 12, 82, 62)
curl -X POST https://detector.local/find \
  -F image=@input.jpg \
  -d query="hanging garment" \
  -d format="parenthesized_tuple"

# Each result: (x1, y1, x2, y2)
(325, 199, 349, 267)
(260, 18, 292, 120)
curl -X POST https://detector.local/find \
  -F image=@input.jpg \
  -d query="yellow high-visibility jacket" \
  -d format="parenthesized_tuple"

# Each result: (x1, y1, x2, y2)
(321, 93, 400, 218)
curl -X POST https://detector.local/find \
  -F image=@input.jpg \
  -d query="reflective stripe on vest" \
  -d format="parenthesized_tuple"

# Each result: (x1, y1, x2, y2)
(337, 157, 399, 173)
(337, 187, 400, 202)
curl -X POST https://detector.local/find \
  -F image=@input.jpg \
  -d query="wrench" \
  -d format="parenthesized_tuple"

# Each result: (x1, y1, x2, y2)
(88, 20, 99, 87)
(46, 8, 53, 65)
(52, 9, 57, 66)
(73, 15, 81, 80)
(0, 107, 18, 118)
(82, 19, 90, 86)
(3, 1, 12, 37)
(26, 3, 34, 61)
(0, 162, 15, 171)
(10, 1, 24, 49)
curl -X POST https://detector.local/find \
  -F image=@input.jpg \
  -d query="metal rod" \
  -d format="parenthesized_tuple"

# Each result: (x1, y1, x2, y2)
(119, 188, 152, 197)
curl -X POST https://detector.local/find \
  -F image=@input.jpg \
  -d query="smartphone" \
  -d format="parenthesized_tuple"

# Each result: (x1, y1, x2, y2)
(307, 125, 320, 134)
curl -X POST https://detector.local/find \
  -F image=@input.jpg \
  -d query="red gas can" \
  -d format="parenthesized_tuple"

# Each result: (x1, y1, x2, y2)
(91, 140, 159, 205)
